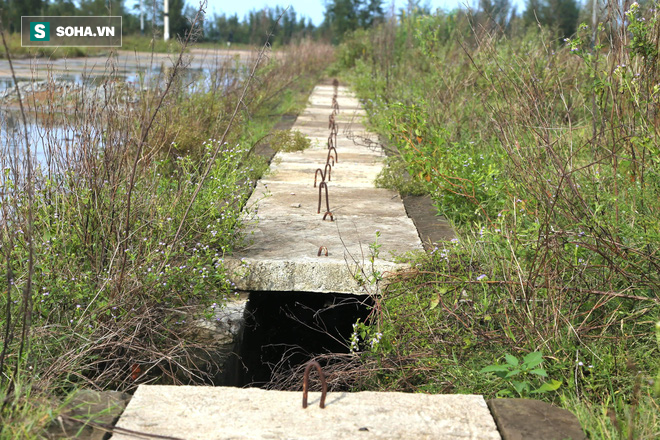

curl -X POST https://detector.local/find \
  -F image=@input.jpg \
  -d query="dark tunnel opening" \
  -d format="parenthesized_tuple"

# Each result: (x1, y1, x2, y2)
(233, 291, 373, 388)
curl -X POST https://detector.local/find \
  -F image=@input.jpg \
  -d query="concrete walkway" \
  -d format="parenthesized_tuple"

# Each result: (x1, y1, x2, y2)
(111, 85, 501, 440)
(225, 84, 424, 294)
(110, 84, 587, 440)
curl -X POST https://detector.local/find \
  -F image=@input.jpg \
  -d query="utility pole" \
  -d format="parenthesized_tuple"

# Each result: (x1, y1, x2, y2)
(140, 0, 144, 35)
(164, 0, 170, 41)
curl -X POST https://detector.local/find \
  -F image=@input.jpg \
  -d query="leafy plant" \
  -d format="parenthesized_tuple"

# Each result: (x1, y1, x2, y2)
(480, 352, 562, 398)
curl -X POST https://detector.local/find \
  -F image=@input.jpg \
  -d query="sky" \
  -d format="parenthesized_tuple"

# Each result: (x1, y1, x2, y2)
(202, 0, 528, 26)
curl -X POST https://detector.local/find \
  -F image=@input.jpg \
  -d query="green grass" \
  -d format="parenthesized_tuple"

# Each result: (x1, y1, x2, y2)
(0, 38, 334, 436)
(334, 7, 660, 438)
(121, 34, 190, 53)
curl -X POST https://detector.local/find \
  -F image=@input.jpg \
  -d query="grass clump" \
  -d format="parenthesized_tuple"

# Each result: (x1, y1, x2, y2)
(269, 129, 311, 152)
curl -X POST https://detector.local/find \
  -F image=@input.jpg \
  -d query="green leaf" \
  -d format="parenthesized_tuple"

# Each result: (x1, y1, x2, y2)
(505, 354, 519, 367)
(480, 365, 510, 373)
(512, 380, 529, 395)
(529, 368, 548, 377)
(505, 369, 521, 378)
(531, 380, 562, 394)
(522, 351, 543, 368)
(429, 296, 439, 310)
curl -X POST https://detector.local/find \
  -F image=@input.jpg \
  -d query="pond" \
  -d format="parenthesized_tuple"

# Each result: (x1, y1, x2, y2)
(0, 49, 249, 174)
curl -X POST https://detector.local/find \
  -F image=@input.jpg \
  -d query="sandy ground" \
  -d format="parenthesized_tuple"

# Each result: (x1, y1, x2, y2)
(0, 48, 263, 80)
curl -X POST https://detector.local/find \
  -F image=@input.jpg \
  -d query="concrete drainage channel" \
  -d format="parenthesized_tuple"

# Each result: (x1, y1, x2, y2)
(63, 81, 588, 439)
(234, 291, 373, 388)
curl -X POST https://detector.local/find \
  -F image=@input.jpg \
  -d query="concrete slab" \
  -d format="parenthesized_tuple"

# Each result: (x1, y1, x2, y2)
(303, 136, 377, 148)
(246, 182, 410, 217)
(227, 84, 422, 294)
(262, 165, 382, 187)
(269, 144, 383, 160)
(487, 399, 586, 440)
(299, 109, 368, 119)
(113, 385, 502, 440)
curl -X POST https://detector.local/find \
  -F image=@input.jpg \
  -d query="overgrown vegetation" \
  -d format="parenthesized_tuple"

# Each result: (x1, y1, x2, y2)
(0, 3, 333, 432)
(334, 4, 660, 438)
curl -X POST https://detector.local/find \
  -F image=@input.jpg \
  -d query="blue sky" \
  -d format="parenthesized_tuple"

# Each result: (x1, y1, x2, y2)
(202, 0, 528, 26)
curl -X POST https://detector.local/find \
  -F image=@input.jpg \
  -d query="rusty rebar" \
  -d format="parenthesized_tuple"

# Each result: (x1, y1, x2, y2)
(317, 181, 330, 215)
(302, 360, 327, 409)
(332, 78, 339, 88)
(330, 122, 338, 148)
(314, 168, 325, 188)
(328, 113, 335, 129)
(327, 134, 334, 150)
(327, 147, 338, 164)
(317, 246, 328, 257)
(324, 163, 332, 182)
(322, 211, 334, 221)
(332, 97, 339, 113)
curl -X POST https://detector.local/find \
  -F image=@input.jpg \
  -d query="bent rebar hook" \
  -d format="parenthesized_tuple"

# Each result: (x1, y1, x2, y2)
(327, 147, 338, 165)
(324, 163, 332, 182)
(314, 165, 332, 188)
(314, 168, 325, 188)
(317, 182, 332, 222)
(317, 182, 329, 214)
(302, 360, 327, 409)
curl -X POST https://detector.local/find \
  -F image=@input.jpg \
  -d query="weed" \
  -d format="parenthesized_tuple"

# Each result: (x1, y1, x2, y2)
(480, 352, 562, 398)
(269, 129, 311, 152)
(0, 14, 332, 435)
(333, 5, 660, 436)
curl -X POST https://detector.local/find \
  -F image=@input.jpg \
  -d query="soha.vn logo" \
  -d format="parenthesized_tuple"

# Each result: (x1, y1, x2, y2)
(30, 22, 50, 41)
(30, 22, 115, 40)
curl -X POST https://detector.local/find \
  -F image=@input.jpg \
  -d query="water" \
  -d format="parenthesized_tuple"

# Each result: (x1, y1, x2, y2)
(0, 64, 241, 176)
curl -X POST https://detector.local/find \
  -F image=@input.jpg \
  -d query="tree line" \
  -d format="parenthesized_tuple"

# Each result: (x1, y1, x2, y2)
(0, 0, 627, 44)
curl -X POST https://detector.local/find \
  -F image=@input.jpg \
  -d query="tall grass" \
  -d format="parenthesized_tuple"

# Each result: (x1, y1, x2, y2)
(0, 5, 333, 434)
(334, 5, 659, 438)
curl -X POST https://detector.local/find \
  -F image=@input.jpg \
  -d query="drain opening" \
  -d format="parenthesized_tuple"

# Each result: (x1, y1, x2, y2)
(232, 291, 373, 388)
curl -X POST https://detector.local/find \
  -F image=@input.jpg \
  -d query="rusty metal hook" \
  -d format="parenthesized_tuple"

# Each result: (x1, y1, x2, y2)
(324, 163, 332, 182)
(314, 168, 325, 188)
(322, 211, 334, 221)
(302, 360, 327, 409)
(327, 147, 338, 164)
(328, 113, 335, 129)
(314, 165, 332, 188)
(317, 246, 328, 257)
(327, 134, 334, 150)
(330, 123, 338, 148)
(317, 182, 330, 215)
